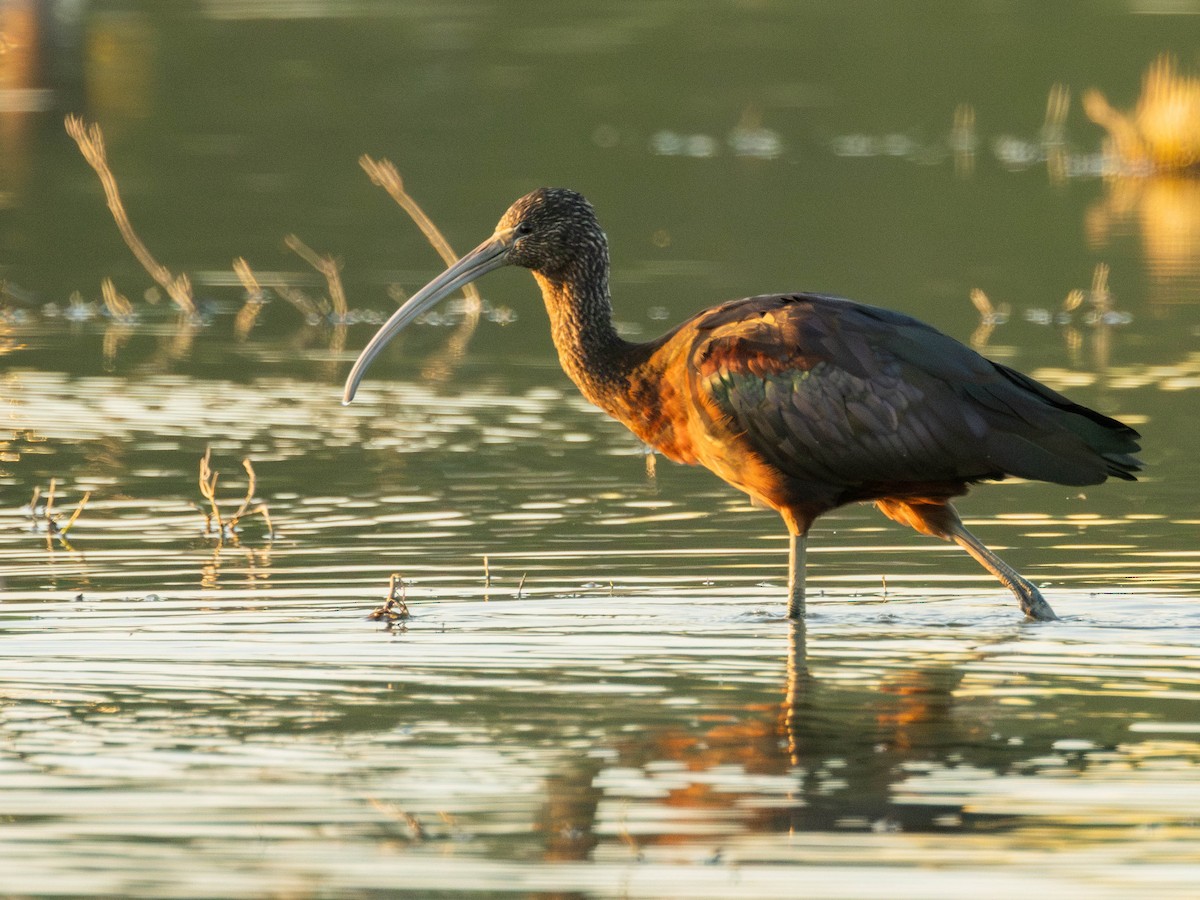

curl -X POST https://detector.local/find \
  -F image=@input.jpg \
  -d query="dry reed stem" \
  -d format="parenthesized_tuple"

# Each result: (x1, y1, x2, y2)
(198, 447, 223, 534)
(358, 155, 482, 311)
(233, 257, 263, 298)
(229, 458, 257, 524)
(198, 450, 275, 539)
(44, 477, 56, 526)
(232, 258, 266, 339)
(969, 288, 993, 318)
(64, 115, 196, 315)
(100, 278, 134, 319)
(31, 480, 90, 539)
(386, 573, 406, 603)
(252, 503, 274, 538)
(284, 234, 348, 320)
(271, 283, 324, 321)
(516, 572, 527, 598)
(483, 554, 491, 587)
(360, 156, 484, 381)
(227, 458, 274, 537)
(27, 485, 40, 525)
(59, 491, 90, 536)
(967, 288, 1009, 351)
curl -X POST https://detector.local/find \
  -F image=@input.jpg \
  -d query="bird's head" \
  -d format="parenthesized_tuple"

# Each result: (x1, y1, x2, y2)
(342, 188, 604, 404)
(498, 188, 606, 279)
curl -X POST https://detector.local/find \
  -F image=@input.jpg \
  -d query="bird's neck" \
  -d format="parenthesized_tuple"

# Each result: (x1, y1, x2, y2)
(533, 268, 634, 413)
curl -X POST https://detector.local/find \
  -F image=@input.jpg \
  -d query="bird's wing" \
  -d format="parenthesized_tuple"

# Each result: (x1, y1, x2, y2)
(687, 293, 1134, 489)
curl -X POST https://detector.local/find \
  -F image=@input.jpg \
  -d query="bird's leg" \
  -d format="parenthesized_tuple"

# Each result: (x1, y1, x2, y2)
(787, 532, 807, 619)
(875, 499, 1058, 622)
(948, 525, 1058, 622)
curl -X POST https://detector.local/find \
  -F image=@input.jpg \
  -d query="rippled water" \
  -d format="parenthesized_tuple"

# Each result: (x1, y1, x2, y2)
(5, 1, 1200, 896)
(3, 348, 1199, 896)
(3, 585, 1199, 897)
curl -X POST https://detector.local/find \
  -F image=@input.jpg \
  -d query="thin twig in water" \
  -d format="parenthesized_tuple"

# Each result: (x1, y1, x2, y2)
(44, 478, 56, 529)
(232, 257, 267, 339)
(368, 572, 411, 621)
(100, 278, 134, 320)
(233, 257, 263, 299)
(64, 115, 195, 315)
(359, 155, 482, 381)
(59, 492, 90, 536)
(967, 288, 1010, 351)
(229, 459, 257, 524)
(198, 447, 223, 535)
(483, 554, 491, 588)
(358, 156, 481, 305)
(271, 282, 325, 322)
(31, 481, 90, 544)
(969, 288, 994, 318)
(226, 459, 274, 536)
(516, 572, 527, 599)
(284, 234, 348, 321)
(198, 449, 275, 539)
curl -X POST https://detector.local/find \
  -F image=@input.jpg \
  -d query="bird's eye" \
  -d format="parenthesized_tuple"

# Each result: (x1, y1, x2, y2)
(515, 222, 533, 237)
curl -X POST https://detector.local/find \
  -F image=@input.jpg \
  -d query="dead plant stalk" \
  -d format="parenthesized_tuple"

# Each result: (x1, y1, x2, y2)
(64, 115, 195, 315)
(284, 235, 348, 320)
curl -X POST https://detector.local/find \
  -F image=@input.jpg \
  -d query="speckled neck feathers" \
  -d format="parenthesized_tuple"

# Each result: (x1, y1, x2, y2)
(533, 258, 630, 414)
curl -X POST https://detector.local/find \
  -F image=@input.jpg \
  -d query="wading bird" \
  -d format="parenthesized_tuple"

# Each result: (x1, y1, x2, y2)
(344, 189, 1141, 621)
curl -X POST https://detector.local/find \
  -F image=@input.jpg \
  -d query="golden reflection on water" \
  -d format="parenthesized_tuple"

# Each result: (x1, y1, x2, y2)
(0, 0, 39, 208)
(1087, 175, 1200, 299)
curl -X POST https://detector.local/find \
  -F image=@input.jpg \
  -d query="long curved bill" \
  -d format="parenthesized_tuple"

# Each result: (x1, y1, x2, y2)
(342, 229, 514, 404)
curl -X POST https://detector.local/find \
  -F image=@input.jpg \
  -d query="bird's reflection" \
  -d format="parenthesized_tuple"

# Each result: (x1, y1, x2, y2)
(531, 621, 1004, 863)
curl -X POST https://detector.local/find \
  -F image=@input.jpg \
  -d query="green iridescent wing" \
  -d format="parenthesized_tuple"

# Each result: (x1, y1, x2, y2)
(690, 294, 1139, 489)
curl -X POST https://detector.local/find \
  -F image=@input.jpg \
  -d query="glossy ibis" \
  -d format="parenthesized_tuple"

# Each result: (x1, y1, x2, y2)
(344, 189, 1141, 621)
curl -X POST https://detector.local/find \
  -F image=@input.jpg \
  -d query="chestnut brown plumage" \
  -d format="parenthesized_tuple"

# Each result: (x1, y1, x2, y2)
(344, 188, 1142, 621)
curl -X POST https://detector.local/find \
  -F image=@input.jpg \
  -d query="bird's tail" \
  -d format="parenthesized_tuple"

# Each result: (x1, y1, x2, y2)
(993, 363, 1142, 483)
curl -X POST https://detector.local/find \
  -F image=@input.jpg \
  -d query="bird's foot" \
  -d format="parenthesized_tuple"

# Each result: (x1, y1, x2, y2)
(1017, 583, 1059, 622)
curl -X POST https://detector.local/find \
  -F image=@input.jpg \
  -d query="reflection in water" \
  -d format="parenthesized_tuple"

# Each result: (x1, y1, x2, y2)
(523, 608, 1200, 881)
(0, 1, 36, 206)
(1087, 175, 1200, 299)
(0, 357, 1196, 893)
(2, 5, 1199, 889)
(540, 622, 968, 860)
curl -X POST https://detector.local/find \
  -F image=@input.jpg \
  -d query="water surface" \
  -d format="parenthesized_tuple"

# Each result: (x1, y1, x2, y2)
(2, 2, 1199, 896)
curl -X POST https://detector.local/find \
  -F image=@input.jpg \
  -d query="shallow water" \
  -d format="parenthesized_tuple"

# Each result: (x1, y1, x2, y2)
(3, 1, 1200, 896)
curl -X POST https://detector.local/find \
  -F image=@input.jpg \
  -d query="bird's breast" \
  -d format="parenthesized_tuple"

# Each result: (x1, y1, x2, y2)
(607, 372, 700, 466)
